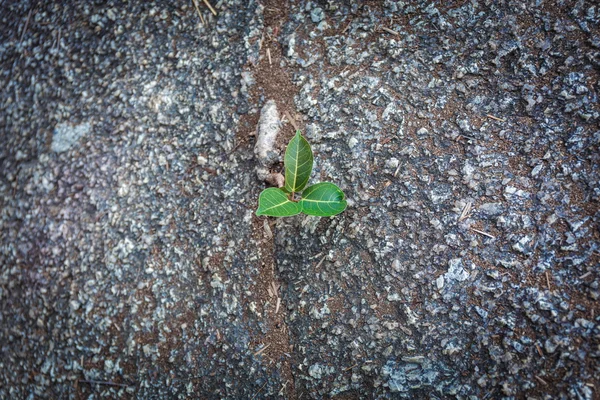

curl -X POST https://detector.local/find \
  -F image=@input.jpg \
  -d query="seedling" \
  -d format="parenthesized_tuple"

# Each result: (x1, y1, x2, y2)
(256, 131, 347, 217)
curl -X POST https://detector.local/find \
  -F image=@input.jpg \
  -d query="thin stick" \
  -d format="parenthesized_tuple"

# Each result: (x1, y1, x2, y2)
(251, 381, 268, 400)
(315, 255, 327, 269)
(458, 134, 478, 141)
(458, 202, 472, 222)
(342, 19, 353, 33)
(78, 380, 131, 388)
(266, 48, 272, 66)
(202, 0, 217, 16)
(54, 27, 61, 52)
(381, 26, 399, 36)
(344, 364, 358, 372)
(470, 228, 495, 239)
(284, 111, 299, 131)
(579, 271, 591, 279)
(535, 375, 548, 385)
(20, 8, 33, 45)
(486, 114, 506, 122)
(270, 281, 280, 295)
(278, 380, 289, 396)
(253, 343, 271, 356)
(275, 297, 281, 314)
(545, 271, 551, 291)
(535, 344, 544, 356)
(191, 0, 206, 25)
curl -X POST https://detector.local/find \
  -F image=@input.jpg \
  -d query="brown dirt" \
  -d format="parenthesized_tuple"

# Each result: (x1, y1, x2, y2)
(234, 0, 305, 398)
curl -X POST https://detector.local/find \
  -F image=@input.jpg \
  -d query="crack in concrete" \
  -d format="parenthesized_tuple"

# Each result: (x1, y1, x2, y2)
(239, 1, 302, 397)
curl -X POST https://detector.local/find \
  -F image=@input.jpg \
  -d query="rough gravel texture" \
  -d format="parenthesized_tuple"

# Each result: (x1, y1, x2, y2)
(1, 0, 599, 399)
(0, 1, 278, 398)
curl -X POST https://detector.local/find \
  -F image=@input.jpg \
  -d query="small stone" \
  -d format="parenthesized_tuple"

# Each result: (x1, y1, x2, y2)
(286, 33, 296, 58)
(210, 273, 224, 290)
(479, 203, 504, 216)
(569, 218, 588, 232)
(544, 338, 558, 353)
(51, 122, 91, 153)
(310, 7, 325, 23)
(308, 363, 324, 379)
(104, 359, 114, 373)
(435, 276, 444, 290)
(475, 306, 488, 319)
(445, 258, 469, 282)
(69, 300, 81, 311)
(391, 259, 404, 272)
(512, 236, 533, 254)
(15, 150, 27, 161)
(386, 158, 399, 169)
(531, 164, 544, 176)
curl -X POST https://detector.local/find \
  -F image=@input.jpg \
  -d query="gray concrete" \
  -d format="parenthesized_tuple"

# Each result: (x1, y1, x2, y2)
(1, 0, 598, 399)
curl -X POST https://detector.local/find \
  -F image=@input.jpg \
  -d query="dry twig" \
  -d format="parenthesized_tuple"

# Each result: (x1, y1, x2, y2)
(78, 380, 131, 388)
(191, 0, 206, 25)
(579, 271, 591, 279)
(342, 20, 353, 33)
(535, 344, 544, 356)
(202, 0, 217, 16)
(20, 8, 33, 45)
(253, 343, 271, 356)
(381, 26, 399, 36)
(284, 111, 299, 131)
(486, 114, 506, 122)
(535, 375, 548, 385)
(458, 202, 472, 222)
(470, 228, 495, 239)
(278, 380, 289, 396)
(54, 28, 61, 52)
(270, 281, 280, 296)
(315, 255, 327, 269)
(251, 381, 268, 400)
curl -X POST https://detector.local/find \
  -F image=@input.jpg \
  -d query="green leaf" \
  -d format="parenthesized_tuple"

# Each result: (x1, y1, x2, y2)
(300, 182, 347, 217)
(284, 130, 313, 193)
(256, 188, 302, 217)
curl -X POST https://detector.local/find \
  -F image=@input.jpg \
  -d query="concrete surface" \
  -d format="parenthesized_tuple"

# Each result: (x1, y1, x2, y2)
(1, 0, 598, 399)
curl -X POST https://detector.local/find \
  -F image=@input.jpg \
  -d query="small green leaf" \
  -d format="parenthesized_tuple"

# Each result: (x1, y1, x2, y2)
(300, 182, 347, 217)
(284, 130, 313, 193)
(256, 188, 302, 217)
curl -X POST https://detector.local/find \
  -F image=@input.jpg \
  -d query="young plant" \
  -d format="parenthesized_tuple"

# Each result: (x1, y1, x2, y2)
(256, 130, 347, 217)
